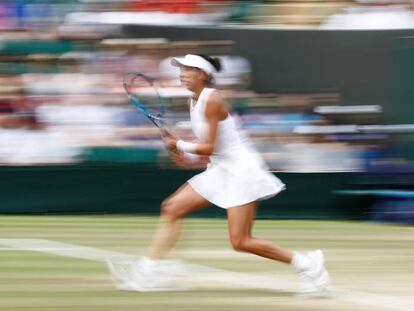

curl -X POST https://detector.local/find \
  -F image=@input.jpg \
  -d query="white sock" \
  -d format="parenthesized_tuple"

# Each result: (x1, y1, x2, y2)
(291, 252, 311, 272)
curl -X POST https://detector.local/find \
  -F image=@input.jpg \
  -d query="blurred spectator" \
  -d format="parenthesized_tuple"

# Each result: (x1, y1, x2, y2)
(320, 0, 414, 29)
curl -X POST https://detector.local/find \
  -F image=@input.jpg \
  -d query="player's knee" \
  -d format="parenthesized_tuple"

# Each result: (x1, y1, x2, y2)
(160, 199, 169, 214)
(161, 198, 183, 220)
(230, 236, 249, 252)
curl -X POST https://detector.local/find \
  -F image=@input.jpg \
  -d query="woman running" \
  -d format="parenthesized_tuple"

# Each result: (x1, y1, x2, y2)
(137, 54, 329, 292)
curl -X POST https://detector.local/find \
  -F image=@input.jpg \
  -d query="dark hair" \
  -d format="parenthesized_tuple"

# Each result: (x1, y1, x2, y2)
(196, 54, 222, 72)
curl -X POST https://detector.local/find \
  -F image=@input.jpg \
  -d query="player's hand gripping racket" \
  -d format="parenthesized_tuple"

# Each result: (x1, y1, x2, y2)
(123, 73, 171, 137)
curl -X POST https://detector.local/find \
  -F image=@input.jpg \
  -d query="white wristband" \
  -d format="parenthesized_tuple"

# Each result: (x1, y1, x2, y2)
(176, 140, 198, 154)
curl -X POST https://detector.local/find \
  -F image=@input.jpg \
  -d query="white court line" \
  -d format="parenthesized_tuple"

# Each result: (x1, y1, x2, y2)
(0, 239, 412, 311)
(0, 239, 136, 261)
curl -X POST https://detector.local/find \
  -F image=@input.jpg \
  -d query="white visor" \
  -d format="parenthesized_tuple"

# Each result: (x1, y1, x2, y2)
(171, 54, 217, 76)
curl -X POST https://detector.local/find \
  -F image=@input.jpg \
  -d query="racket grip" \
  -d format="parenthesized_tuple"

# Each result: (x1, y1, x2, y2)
(161, 128, 172, 137)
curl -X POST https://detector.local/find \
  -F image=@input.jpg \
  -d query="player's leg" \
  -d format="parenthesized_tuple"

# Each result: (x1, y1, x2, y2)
(227, 201, 329, 291)
(149, 182, 210, 259)
(108, 183, 210, 292)
(226, 202, 293, 262)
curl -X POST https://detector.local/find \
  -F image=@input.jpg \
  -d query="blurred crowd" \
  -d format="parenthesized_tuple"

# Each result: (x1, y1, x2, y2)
(0, 32, 390, 172)
(1, 0, 414, 30)
(0, 0, 412, 173)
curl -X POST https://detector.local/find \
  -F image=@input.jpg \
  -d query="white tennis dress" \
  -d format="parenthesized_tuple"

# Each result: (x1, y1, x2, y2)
(187, 87, 285, 208)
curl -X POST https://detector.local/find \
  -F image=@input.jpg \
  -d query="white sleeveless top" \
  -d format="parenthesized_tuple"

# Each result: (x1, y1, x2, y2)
(187, 87, 285, 208)
(190, 88, 264, 166)
(190, 87, 244, 154)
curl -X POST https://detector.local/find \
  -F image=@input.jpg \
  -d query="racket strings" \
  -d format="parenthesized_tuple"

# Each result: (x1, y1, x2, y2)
(125, 75, 165, 107)
(123, 73, 171, 130)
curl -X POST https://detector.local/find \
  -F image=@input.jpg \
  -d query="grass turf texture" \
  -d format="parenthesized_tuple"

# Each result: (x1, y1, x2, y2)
(0, 216, 413, 311)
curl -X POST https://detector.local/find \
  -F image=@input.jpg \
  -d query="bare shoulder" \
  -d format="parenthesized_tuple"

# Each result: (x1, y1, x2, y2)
(205, 90, 228, 119)
(209, 89, 225, 102)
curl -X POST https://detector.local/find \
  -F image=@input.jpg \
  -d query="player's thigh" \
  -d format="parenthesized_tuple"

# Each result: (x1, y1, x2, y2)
(162, 182, 210, 218)
(227, 202, 257, 241)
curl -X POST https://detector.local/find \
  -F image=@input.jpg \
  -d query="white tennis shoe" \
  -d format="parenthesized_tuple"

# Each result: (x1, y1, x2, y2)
(107, 257, 189, 292)
(299, 249, 330, 293)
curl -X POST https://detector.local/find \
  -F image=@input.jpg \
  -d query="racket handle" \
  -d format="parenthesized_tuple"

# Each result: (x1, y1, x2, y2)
(160, 128, 172, 137)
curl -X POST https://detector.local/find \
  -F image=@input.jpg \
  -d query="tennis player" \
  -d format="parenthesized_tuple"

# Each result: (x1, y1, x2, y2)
(139, 54, 329, 292)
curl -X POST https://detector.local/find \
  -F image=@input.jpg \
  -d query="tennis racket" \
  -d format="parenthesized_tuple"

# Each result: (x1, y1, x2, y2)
(123, 73, 171, 136)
